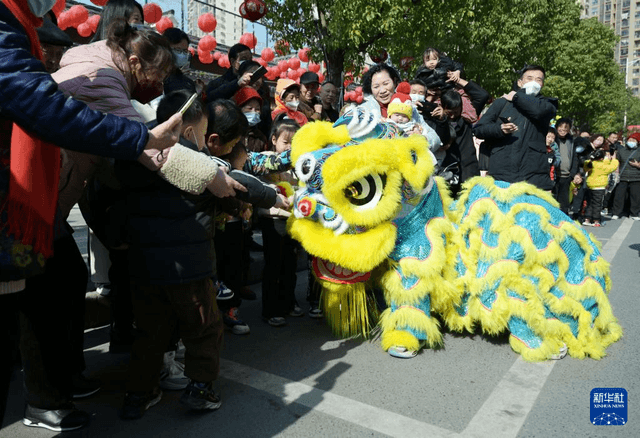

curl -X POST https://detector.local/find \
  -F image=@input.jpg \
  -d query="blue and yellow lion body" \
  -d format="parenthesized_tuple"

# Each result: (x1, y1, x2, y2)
(287, 112, 622, 361)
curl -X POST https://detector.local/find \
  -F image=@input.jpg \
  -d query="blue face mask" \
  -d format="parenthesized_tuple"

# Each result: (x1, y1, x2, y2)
(627, 141, 638, 149)
(172, 50, 191, 69)
(244, 112, 261, 127)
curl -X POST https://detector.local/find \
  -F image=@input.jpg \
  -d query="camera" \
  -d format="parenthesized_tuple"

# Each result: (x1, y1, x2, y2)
(588, 149, 605, 161)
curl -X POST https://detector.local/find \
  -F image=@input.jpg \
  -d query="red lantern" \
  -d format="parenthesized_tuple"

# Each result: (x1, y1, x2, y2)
(370, 50, 388, 64)
(258, 59, 268, 68)
(288, 57, 300, 70)
(198, 35, 217, 52)
(218, 55, 231, 69)
(155, 17, 173, 34)
(239, 33, 257, 49)
(239, 0, 267, 22)
(274, 40, 290, 56)
(212, 51, 222, 61)
(287, 69, 298, 80)
(89, 0, 109, 6)
(188, 47, 196, 56)
(68, 5, 89, 27)
(318, 72, 325, 83)
(199, 51, 214, 65)
(77, 22, 92, 38)
(265, 67, 278, 81)
(57, 11, 70, 30)
(198, 13, 217, 33)
(308, 62, 321, 73)
(279, 71, 287, 79)
(296, 67, 306, 78)
(52, 0, 66, 17)
(143, 3, 162, 24)
(399, 56, 414, 71)
(87, 14, 101, 33)
(261, 47, 275, 63)
(277, 60, 288, 72)
(298, 48, 310, 63)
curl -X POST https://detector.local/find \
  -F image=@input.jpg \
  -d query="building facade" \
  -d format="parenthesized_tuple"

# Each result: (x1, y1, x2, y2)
(581, 0, 640, 94)
(187, 0, 245, 48)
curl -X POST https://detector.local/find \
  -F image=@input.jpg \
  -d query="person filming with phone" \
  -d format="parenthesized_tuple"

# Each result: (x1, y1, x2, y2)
(473, 65, 558, 191)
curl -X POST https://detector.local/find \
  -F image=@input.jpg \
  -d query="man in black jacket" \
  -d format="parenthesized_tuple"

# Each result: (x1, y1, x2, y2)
(473, 65, 558, 191)
(204, 44, 253, 104)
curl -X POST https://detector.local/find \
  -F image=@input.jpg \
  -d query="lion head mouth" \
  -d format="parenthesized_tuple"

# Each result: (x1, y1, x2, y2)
(312, 257, 371, 284)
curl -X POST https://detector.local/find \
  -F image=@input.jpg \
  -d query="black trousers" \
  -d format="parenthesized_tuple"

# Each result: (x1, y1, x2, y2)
(612, 180, 640, 217)
(585, 189, 605, 222)
(8, 235, 88, 410)
(556, 176, 573, 214)
(261, 218, 297, 319)
(214, 221, 244, 311)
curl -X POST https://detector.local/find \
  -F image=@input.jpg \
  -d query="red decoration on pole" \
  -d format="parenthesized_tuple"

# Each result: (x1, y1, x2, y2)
(239, 0, 267, 22)
(155, 17, 173, 34)
(274, 40, 290, 56)
(198, 13, 217, 33)
(143, 3, 163, 24)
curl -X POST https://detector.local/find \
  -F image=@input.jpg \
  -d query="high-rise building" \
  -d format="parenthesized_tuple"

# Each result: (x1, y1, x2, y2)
(581, 0, 640, 94)
(187, 0, 245, 48)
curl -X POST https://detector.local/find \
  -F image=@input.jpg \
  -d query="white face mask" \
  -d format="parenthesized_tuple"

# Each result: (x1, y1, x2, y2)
(285, 100, 300, 111)
(244, 112, 261, 127)
(27, 0, 57, 17)
(395, 121, 415, 133)
(627, 141, 638, 149)
(522, 81, 541, 96)
(410, 94, 425, 103)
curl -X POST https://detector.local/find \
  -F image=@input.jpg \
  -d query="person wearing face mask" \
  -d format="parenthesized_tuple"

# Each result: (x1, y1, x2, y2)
(162, 27, 197, 95)
(610, 132, 640, 221)
(233, 86, 267, 153)
(271, 78, 308, 126)
(236, 60, 272, 140)
(473, 65, 558, 191)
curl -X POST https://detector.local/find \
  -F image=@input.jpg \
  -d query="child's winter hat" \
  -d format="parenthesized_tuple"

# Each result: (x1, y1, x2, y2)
(233, 86, 262, 107)
(387, 82, 413, 119)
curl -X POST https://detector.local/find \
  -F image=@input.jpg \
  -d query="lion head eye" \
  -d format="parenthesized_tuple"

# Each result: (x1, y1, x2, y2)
(344, 174, 386, 210)
(295, 154, 317, 183)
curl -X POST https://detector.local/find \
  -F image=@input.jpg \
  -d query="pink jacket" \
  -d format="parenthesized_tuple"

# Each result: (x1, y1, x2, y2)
(52, 40, 142, 218)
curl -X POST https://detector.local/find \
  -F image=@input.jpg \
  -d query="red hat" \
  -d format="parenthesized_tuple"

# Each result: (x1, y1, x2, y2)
(628, 132, 640, 143)
(387, 82, 413, 119)
(233, 86, 262, 107)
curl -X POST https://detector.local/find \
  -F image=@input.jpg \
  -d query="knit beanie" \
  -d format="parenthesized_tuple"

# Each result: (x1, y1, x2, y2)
(233, 86, 262, 107)
(387, 82, 413, 120)
(628, 132, 640, 143)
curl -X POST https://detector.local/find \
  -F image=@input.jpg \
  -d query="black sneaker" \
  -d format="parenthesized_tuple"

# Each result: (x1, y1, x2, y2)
(23, 404, 90, 432)
(71, 373, 101, 399)
(180, 381, 222, 411)
(120, 388, 162, 420)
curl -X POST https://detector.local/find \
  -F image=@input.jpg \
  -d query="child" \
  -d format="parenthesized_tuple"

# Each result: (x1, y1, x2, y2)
(259, 118, 303, 326)
(582, 148, 619, 227)
(386, 82, 422, 136)
(271, 78, 308, 126)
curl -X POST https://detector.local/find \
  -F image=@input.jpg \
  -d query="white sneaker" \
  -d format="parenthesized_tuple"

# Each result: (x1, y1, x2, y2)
(549, 343, 568, 360)
(175, 340, 185, 360)
(632, 216, 640, 221)
(159, 351, 189, 390)
(610, 215, 620, 220)
(266, 317, 287, 327)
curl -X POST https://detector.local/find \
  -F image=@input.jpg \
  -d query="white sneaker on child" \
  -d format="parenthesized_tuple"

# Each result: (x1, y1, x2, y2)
(216, 281, 234, 300)
(159, 351, 189, 390)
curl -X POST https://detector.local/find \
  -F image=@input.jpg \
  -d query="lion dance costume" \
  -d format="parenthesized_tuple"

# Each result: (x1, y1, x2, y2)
(287, 107, 622, 361)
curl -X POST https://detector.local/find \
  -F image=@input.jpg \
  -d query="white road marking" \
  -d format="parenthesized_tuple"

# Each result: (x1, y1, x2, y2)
(220, 359, 458, 438)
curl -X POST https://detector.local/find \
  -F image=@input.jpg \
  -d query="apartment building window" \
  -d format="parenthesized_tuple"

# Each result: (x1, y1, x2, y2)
(622, 47, 629, 55)
(623, 29, 630, 36)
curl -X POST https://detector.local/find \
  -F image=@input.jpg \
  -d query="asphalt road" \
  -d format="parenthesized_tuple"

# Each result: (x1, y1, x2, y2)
(2, 208, 639, 437)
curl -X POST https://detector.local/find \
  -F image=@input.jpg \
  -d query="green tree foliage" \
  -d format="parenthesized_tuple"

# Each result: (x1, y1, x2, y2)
(264, 0, 638, 131)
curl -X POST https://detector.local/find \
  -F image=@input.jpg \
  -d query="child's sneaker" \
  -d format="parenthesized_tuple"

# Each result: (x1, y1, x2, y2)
(610, 215, 620, 220)
(289, 304, 304, 317)
(121, 388, 162, 420)
(592, 221, 603, 227)
(632, 216, 640, 221)
(309, 304, 323, 319)
(266, 317, 287, 327)
(582, 219, 592, 226)
(215, 281, 234, 300)
(180, 381, 221, 411)
(222, 307, 250, 335)
(159, 351, 189, 390)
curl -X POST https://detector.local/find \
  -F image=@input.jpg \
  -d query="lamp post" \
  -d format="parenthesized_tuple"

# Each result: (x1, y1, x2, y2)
(623, 58, 640, 131)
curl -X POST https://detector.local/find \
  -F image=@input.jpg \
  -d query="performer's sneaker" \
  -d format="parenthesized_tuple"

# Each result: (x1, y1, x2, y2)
(388, 345, 418, 359)
(549, 343, 568, 360)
